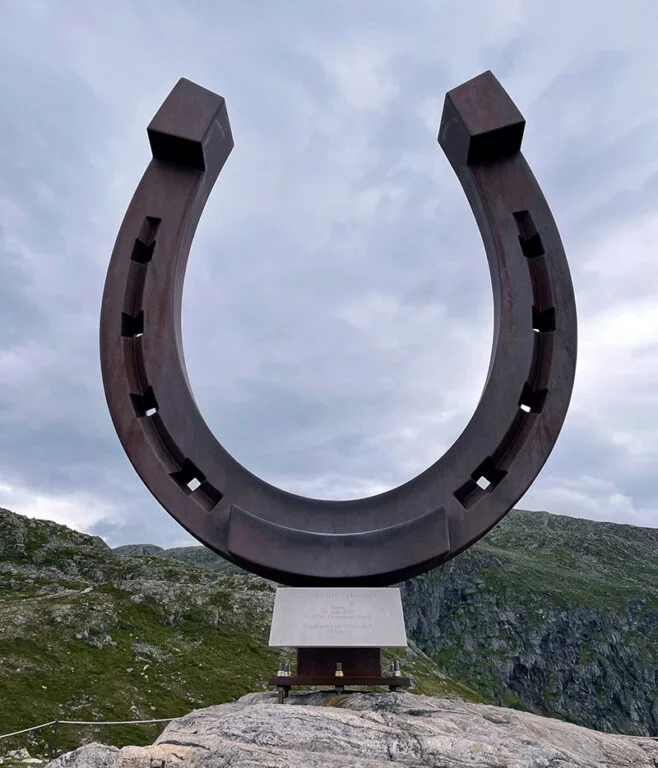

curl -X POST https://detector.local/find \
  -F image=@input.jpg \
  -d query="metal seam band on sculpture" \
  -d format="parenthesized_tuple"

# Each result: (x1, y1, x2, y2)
(100, 70, 577, 586)
(227, 505, 450, 580)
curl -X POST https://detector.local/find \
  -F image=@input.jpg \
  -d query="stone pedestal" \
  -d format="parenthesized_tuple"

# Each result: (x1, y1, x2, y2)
(267, 588, 410, 698)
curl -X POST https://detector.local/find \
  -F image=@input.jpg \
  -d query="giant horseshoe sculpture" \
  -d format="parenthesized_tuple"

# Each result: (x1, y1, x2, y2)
(100, 71, 577, 586)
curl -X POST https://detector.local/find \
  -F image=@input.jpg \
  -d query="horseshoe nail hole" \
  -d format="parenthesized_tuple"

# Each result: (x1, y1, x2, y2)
(474, 458, 506, 488)
(454, 481, 478, 508)
(131, 387, 158, 418)
(121, 311, 144, 338)
(532, 306, 556, 333)
(455, 458, 507, 508)
(170, 460, 223, 509)
(131, 216, 161, 264)
(519, 383, 548, 414)
(514, 210, 545, 259)
(171, 459, 205, 495)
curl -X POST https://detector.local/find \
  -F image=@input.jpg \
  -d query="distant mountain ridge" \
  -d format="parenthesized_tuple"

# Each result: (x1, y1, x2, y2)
(114, 544, 241, 573)
(113, 544, 163, 557)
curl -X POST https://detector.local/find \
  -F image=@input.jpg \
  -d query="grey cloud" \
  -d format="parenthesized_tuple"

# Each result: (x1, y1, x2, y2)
(1, 0, 657, 549)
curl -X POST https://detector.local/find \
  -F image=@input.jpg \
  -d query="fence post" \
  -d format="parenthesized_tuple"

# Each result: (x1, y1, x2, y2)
(48, 720, 59, 762)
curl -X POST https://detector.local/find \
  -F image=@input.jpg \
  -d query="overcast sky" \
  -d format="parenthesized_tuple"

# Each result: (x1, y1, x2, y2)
(1, 1, 657, 549)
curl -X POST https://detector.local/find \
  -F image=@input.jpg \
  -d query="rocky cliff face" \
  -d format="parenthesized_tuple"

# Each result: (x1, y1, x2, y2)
(47, 691, 658, 768)
(400, 509, 658, 736)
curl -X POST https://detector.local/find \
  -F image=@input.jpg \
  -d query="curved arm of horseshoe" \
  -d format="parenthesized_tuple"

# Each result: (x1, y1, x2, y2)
(100, 71, 577, 587)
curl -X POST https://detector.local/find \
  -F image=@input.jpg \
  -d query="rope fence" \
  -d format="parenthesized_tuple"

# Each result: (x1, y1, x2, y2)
(0, 716, 177, 762)
(0, 722, 57, 740)
(0, 717, 174, 740)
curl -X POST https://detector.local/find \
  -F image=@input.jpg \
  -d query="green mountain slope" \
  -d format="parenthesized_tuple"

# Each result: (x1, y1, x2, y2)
(0, 508, 475, 760)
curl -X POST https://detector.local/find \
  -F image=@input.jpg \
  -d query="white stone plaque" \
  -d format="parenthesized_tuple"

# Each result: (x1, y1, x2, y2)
(268, 587, 407, 648)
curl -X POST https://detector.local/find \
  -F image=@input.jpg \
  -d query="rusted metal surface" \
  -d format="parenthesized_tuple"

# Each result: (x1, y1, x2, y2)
(295, 647, 383, 678)
(268, 646, 410, 695)
(100, 71, 577, 586)
(266, 645, 412, 690)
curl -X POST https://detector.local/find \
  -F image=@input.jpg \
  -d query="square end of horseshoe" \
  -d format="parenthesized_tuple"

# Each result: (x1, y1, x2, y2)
(147, 77, 233, 173)
(438, 70, 525, 167)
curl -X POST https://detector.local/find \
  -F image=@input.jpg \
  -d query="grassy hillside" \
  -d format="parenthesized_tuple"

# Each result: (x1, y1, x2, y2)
(0, 508, 477, 760)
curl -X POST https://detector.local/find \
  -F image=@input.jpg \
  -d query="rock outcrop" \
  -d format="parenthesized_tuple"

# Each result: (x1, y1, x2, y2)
(47, 691, 658, 768)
